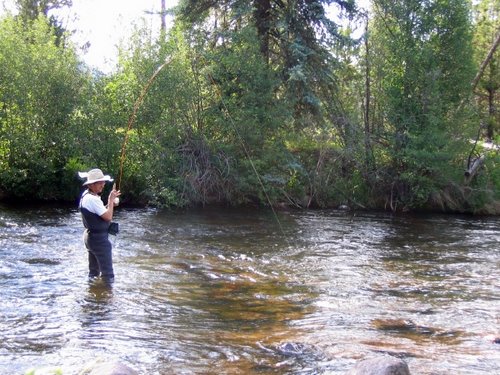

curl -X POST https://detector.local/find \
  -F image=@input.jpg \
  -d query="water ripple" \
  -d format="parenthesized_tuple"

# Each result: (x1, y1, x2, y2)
(0, 205, 498, 374)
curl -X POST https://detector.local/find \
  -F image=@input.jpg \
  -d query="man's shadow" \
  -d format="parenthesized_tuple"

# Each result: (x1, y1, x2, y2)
(78, 279, 115, 333)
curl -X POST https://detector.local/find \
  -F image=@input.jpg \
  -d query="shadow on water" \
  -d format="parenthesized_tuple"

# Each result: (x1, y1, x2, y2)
(77, 280, 116, 349)
(83, 279, 114, 310)
(0, 205, 498, 374)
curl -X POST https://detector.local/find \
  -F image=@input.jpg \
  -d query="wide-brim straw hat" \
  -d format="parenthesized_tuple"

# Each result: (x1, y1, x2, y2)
(78, 168, 114, 186)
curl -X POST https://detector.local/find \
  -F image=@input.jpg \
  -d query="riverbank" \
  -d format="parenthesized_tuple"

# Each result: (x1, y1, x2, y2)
(1, 193, 499, 216)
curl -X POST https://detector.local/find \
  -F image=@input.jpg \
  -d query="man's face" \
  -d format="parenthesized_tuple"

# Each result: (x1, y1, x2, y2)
(90, 181, 105, 194)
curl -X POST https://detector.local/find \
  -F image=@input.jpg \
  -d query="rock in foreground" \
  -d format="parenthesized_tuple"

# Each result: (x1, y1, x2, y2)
(85, 361, 138, 375)
(346, 356, 410, 375)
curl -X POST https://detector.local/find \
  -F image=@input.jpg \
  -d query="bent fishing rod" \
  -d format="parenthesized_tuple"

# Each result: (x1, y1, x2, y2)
(117, 57, 172, 191)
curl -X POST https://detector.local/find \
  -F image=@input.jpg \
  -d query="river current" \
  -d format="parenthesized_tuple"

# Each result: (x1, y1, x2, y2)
(0, 204, 498, 374)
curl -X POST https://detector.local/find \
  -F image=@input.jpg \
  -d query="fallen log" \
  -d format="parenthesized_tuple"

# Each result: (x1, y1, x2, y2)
(464, 154, 485, 182)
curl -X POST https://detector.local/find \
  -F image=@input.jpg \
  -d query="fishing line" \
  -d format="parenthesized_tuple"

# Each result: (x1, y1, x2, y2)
(115, 57, 286, 238)
(207, 74, 287, 238)
(117, 58, 171, 190)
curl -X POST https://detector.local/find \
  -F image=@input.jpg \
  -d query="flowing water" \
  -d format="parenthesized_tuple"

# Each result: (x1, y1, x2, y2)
(0, 203, 498, 374)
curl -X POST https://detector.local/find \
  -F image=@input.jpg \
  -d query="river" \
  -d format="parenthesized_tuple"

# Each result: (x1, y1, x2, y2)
(0, 204, 498, 374)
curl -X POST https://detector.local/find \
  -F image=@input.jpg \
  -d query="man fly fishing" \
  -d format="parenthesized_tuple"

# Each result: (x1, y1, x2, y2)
(78, 168, 121, 284)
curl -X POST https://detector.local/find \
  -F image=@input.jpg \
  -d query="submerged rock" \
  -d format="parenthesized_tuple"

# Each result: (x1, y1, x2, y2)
(371, 318, 438, 335)
(346, 356, 410, 375)
(276, 342, 308, 356)
(372, 319, 425, 332)
(484, 334, 500, 344)
(258, 341, 318, 358)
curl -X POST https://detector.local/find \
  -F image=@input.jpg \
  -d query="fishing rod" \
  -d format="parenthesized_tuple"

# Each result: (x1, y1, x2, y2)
(117, 57, 172, 191)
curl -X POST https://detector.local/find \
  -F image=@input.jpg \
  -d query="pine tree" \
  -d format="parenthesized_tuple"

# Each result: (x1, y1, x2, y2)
(176, 0, 358, 129)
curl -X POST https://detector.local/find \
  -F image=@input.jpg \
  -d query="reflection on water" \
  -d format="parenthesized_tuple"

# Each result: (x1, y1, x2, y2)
(0, 204, 498, 374)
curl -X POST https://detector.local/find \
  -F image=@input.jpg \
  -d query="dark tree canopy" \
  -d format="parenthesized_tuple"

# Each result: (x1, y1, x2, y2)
(177, 0, 358, 124)
(15, 0, 72, 21)
(14, 0, 73, 45)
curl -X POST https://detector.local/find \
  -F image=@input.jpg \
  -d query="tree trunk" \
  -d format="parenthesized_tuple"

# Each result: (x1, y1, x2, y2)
(465, 154, 485, 182)
(253, 0, 271, 62)
(161, 0, 166, 32)
(472, 29, 500, 91)
(488, 86, 495, 140)
(363, 18, 374, 173)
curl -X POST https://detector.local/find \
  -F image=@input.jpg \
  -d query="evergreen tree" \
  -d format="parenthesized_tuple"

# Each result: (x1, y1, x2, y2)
(176, 0, 357, 130)
(15, 0, 73, 46)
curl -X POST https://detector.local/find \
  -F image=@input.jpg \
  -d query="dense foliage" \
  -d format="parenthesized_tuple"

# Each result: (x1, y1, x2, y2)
(367, 0, 477, 210)
(0, 0, 498, 213)
(0, 15, 84, 201)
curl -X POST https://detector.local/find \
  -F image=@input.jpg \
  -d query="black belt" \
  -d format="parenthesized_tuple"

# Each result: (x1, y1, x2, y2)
(85, 228, 107, 234)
